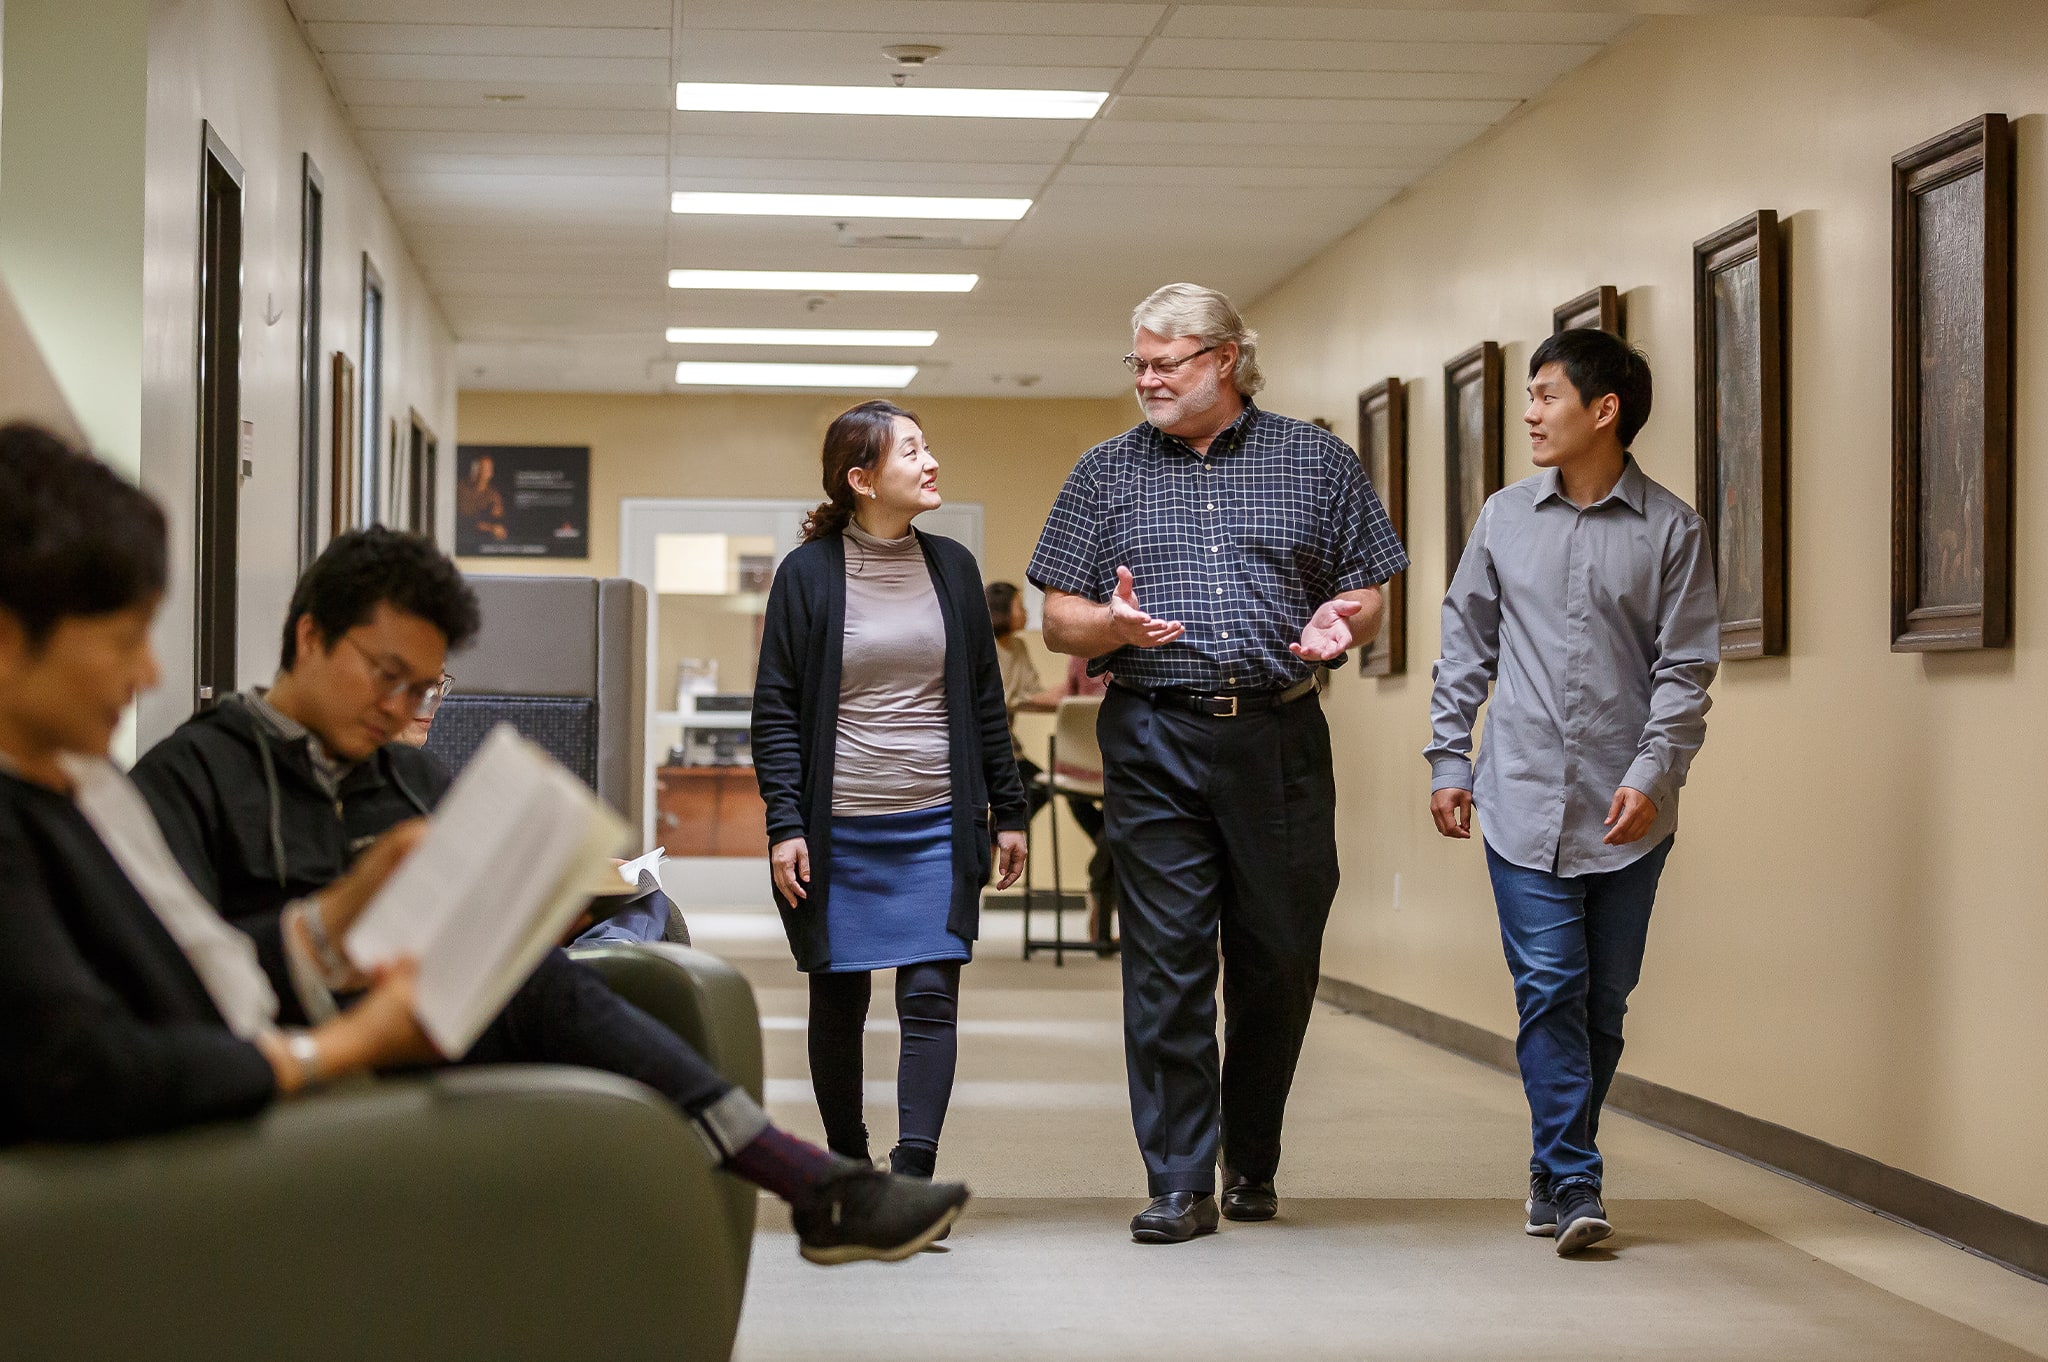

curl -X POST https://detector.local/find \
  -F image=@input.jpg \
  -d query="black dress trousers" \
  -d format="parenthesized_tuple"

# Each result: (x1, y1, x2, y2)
(1097, 686, 1341, 1197)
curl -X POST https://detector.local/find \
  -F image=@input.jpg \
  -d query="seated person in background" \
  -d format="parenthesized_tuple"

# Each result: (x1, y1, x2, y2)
(394, 662, 677, 946)
(0, 426, 963, 1264)
(1064, 651, 1108, 700)
(985, 581, 1116, 942)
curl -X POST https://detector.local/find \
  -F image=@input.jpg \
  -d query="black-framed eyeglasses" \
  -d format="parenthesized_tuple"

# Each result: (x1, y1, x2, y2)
(415, 673, 455, 720)
(342, 634, 450, 716)
(1123, 344, 1217, 378)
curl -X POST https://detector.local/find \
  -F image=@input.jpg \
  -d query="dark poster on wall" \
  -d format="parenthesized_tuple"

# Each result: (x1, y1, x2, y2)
(454, 444, 590, 558)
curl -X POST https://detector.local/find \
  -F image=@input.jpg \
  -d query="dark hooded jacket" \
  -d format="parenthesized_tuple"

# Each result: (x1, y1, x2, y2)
(130, 696, 449, 991)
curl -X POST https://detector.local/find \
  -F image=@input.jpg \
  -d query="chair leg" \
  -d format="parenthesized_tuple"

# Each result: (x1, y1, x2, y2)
(1020, 799, 1035, 961)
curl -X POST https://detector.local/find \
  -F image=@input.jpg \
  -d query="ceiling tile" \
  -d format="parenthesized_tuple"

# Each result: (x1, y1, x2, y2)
(1160, 7, 1635, 44)
(679, 1, 1165, 37)
(1119, 66, 1556, 101)
(303, 22, 667, 57)
(332, 78, 669, 111)
(1105, 94, 1518, 126)
(319, 52, 669, 85)
(1141, 36, 1604, 78)
(291, 0, 669, 23)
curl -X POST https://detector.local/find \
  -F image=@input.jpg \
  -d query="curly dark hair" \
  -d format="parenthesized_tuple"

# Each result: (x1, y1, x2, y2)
(802, 399, 921, 542)
(280, 527, 481, 669)
(0, 422, 167, 646)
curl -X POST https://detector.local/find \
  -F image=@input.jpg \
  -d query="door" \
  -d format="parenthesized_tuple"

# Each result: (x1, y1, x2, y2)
(193, 124, 244, 709)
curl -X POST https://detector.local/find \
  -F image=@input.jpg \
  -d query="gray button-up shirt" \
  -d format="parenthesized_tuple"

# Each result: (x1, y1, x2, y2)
(1425, 458, 1720, 875)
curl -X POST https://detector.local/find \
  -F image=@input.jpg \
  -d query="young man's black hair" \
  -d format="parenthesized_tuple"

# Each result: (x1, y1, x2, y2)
(0, 422, 167, 644)
(280, 526, 481, 670)
(1526, 329, 1655, 449)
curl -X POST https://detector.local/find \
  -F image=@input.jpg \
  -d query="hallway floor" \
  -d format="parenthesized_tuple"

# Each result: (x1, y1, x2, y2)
(687, 905, 2048, 1361)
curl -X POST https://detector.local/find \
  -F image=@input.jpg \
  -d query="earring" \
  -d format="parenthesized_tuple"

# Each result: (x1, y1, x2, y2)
(868, 489, 878, 499)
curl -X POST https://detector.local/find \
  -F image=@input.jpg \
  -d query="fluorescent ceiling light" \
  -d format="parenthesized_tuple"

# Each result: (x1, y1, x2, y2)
(672, 191, 1031, 221)
(677, 82, 1106, 120)
(675, 361, 918, 389)
(668, 269, 976, 293)
(666, 327, 938, 347)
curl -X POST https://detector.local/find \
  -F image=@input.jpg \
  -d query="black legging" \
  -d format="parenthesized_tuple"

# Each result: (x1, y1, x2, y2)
(807, 961, 962, 1171)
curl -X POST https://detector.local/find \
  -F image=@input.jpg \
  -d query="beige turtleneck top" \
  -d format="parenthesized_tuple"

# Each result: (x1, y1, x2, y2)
(832, 523, 952, 816)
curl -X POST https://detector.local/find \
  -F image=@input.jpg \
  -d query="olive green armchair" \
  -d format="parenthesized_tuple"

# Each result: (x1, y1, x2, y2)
(0, 943, 764, 1362)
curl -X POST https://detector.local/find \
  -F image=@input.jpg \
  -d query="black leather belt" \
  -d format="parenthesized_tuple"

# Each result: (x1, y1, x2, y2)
(1114, 674, 1320, 718)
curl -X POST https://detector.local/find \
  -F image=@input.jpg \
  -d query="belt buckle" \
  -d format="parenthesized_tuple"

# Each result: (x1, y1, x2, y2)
(1215, 694, 1238, 718)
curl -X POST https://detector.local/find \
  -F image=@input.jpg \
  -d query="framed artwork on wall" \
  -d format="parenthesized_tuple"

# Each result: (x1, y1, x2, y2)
(1890, 113, 2015, 652)
(328, 351, 357, 539)
(1694, 210, 1787, 659)
(1553, 285, 1623, 336)
(1355, 377, 1408, 677)
(1443, 342, 1502, 585)
(455, 444, 591, 559)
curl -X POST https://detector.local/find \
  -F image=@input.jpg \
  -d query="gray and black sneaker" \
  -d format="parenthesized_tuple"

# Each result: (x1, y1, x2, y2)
(1524, 1173, 1558, 1237)
(791, 1160, 969, 1265)
(1553, 1183, 1613, 1257)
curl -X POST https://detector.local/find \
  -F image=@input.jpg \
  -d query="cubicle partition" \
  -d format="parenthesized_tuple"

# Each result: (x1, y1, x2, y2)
(427, 574, 650, 844)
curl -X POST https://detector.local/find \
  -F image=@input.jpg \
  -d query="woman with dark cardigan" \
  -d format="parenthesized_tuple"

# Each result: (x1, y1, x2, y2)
(753, 400, 1029, 1180)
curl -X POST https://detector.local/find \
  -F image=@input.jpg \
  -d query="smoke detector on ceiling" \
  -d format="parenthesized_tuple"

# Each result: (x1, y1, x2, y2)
(882, 44, 944, 86)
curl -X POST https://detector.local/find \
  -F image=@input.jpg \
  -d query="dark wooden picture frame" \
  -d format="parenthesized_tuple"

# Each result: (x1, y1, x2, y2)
(1891, 113, 2015, 652)
(328, 351, 357, 538)
(1553, 285, 1623, 336)
(1694, 210, 1787, 659)
(1443, 342, 1503, 584)
(1355, 378, 1408, 676)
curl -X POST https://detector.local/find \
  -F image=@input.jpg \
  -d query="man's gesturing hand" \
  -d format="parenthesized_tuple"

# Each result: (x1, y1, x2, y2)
(1290, 597, 1364, 661)
(1108, 566, 1185, 649)
(1602, 788, 1657, 846)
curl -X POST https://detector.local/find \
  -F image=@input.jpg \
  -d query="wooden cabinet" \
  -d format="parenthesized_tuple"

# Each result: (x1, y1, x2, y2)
(654, 766, 769, 858)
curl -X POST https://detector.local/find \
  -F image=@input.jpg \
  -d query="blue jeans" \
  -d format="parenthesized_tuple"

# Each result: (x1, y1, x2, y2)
(1484, 836, 1674, 1190)
(574, 887, 674, 945)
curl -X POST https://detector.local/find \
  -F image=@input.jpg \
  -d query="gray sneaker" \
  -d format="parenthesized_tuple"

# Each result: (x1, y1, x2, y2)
(791, 1161, 969, 1265)
(1554, 1183, 1613, 1257)
(1524, 1173, 1558, 1237)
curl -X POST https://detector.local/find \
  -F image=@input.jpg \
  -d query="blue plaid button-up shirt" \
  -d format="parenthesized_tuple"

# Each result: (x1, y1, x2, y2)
(1028, 403, 1409, 693)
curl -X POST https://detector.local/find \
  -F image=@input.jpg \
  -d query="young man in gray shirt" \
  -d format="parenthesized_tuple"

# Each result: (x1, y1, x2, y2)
(1425, 328, 1720, 1256)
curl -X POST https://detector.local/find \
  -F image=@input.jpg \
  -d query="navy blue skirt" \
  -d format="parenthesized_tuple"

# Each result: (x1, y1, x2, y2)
(822, 804, 969, 973)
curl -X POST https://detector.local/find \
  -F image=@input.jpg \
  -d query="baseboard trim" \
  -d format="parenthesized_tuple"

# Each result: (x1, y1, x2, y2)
(1317, 974, 2048, 1284)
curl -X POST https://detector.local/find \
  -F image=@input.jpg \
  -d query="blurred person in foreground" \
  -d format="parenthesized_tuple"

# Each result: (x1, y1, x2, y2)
(0, 427, 963, 1263)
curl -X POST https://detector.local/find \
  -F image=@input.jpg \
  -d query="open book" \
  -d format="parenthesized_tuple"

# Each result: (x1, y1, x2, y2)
(346, 725, 629, 1054)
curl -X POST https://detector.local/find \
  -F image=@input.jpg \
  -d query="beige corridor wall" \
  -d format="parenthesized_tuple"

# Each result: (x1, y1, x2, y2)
(137, 0, 456, 747)
(457, 391, 1132, 870)
(1249, 0, 2048, 1222)
(455, 390, 1130, 592)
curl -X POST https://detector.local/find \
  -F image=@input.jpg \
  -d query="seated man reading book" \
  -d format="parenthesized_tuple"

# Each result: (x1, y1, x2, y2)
(0, 424, 964, 1264)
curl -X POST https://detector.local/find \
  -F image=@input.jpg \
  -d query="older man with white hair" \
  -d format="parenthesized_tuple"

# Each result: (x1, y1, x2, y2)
(1029, 283, 1408, 1243)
